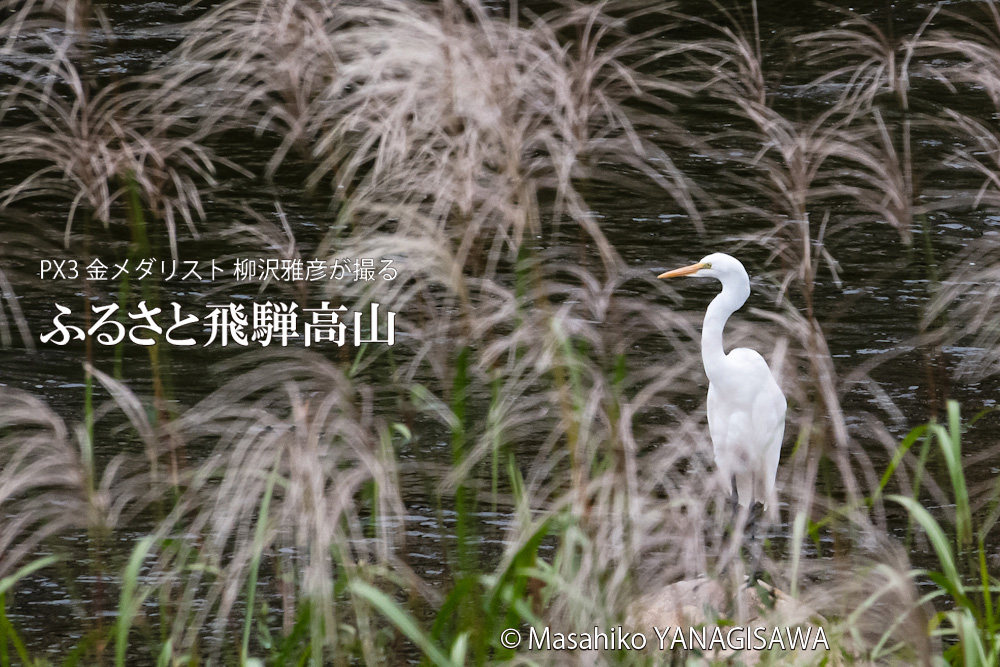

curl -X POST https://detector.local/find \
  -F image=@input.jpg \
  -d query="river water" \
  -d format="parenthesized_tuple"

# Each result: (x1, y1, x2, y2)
(0, 0, 998, 659)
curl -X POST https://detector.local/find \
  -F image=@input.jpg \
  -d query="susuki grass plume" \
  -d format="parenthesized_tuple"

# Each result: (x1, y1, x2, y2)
(144, 350, 404, 660)
(0, 370, 168, 580)
(0, 1, 236, 257)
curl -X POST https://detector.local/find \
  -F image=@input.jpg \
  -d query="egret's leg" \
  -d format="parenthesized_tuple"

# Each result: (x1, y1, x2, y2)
(719, 477, 741, 577)
(745, 502, 765, 584)
(747, 501, 763, 539)
(729, 476, 739, 522)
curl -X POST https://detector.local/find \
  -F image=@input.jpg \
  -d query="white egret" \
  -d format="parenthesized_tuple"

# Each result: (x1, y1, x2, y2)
(659, 253, 786, 511)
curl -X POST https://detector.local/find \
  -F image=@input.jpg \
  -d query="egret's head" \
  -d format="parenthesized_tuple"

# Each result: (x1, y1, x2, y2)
(657, 252, 748, 282)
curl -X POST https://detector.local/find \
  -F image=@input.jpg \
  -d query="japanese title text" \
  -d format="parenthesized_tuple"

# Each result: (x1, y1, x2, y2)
(40, 301, 396, 348)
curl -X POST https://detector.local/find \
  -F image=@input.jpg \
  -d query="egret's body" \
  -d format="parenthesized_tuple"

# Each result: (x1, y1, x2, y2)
(659, 253, 786, 509)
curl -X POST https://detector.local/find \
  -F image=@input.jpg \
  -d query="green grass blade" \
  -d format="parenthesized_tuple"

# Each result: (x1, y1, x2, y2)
(0, 557, 59, 667)
(939, 401, 972, 547)
(242, 466, 278, 664)
(348, 580, 456, 667)
(0, 592, 31, 667)
(0, 556, 60, 597)
(889, 495, 962, 595)
(872, 424, 927, 504)
(116, 536, 155, 667)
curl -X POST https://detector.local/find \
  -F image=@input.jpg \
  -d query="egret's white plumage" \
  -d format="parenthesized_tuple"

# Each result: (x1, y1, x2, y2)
(659, 253, 786, 508)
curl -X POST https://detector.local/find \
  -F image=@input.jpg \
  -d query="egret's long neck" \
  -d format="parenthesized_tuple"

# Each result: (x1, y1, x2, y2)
(701, 278, 749, 384)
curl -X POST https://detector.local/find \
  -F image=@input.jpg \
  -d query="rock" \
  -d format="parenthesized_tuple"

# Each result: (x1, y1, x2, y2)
(626, 575, 844, 665)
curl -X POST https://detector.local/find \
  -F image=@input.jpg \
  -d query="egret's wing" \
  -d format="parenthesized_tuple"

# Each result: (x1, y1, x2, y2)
(716, 349, 787, 506)
(752, 377, 786, 502)
(707, 379, 754, 480)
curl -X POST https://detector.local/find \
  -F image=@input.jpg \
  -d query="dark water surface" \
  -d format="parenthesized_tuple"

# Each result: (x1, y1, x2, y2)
(1, 0, 999, 658)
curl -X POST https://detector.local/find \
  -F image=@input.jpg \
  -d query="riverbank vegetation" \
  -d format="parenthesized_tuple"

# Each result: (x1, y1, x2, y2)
(0, 0, 998, 664)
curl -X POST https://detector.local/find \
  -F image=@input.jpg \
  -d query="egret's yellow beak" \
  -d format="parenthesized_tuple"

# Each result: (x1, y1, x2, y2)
(658, 262, 706, 279)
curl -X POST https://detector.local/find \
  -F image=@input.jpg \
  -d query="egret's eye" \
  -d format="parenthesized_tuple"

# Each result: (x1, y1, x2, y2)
(703, 262, 712, 269)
